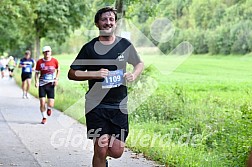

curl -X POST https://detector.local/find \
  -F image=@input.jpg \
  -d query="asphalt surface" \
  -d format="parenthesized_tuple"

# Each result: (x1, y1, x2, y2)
(0, 75, 159, 167)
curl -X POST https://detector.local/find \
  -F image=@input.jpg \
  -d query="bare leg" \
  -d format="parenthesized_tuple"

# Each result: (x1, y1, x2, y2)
(47, 98, 55, 108)
(39, 98, 46, 113)
(26, 79, 32, 94)
(9, 71, 12, 78)
(92, 135, 125, 167)
(92, 135, 109, 167)
(107, 136, 125, 158)
(21, 80, 26, 97)
(248, 151, 252, 167)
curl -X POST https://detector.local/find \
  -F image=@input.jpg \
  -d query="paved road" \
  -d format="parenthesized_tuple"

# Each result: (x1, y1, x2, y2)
(0, 77, 159, 167)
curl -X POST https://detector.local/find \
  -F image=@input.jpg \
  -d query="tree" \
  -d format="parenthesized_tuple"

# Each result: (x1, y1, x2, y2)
(1, 0, 252, 55)
(0, 0, 34, 55)
(0, 0, 88, 58)
(32, 0, 87, 59)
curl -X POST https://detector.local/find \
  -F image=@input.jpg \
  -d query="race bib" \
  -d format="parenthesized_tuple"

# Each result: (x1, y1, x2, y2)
(43, 74, 54, 80)
(24, 66, 31, 73)
(102, 69, 124, 89)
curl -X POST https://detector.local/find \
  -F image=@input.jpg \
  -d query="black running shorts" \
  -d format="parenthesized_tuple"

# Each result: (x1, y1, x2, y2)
(21, 73, 32, 82)
(8, 68, 14, 72)
(39, 83, 55, 99)
(86, 108, 129, 142)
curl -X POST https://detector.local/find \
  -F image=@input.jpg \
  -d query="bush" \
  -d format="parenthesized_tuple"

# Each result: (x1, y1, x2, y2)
(230, 20, 252, 54)
(207, 26, 231, 55)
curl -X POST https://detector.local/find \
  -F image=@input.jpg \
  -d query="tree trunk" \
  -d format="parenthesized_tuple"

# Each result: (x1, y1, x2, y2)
(34, 34, 40, 61)
(115, 0, 126, 36)
(34, 19, 41, 61)
(115, 0, 125, 20)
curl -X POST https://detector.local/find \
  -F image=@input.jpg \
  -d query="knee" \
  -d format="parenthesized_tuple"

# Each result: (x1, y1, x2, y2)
(94, 136, 110, 158)
(47, 99, 55, 107)
(108, 148, 124, 159)
(110, 153, 123, 159)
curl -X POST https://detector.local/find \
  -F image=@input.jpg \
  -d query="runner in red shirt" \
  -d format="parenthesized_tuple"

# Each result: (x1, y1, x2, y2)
(35, 46, 60, 124)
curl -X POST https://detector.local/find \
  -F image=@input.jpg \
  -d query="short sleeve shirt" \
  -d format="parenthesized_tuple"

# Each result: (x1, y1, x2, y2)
(19, 58, 35, 74)
(35, 58, 59, 86)
(70, 36, 141, 108)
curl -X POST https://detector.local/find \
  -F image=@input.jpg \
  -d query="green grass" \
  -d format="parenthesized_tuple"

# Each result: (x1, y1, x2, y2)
(14, 53, 252, 166)
(127, 54, 252, 166)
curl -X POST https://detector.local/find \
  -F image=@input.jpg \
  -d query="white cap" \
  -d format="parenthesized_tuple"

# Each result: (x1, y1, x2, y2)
(42, 46, 52, 52)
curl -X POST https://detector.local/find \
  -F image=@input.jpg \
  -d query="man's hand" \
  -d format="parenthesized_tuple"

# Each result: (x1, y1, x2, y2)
(35, 81, 39, 88)
(54, 78, 59, 86)
(124, 73, 135, 82)
(97, 68, 109, 79)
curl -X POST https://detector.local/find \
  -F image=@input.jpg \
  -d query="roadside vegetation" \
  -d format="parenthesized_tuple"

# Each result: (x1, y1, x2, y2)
(14, 53, 252, 166)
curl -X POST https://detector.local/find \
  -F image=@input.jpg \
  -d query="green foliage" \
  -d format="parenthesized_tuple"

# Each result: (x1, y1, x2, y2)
(230, 20, 252, 54)
(35, 0, 87, 43)
(0, 0, 34, 53)
(0, 0, 89, 57)
(1, 0, 252, 55)
(128, 0, 252, 55)
(157, 28, 185, 54)
(209, 25, 233, 55)
(42, 0, 118, 54)
(126, 54, 252, 166)
(187, 29, 208, 54)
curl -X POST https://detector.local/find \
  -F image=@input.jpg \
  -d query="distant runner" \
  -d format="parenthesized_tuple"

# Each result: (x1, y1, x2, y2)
(7, 56, 16, 79)
(0, 56, 7, 78)
(35, 46, 60, 124)
(19, 50, 35, 98)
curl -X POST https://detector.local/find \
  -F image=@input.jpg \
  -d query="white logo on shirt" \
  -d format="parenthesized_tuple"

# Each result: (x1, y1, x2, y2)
(40, 63, 45, 69)
(118, 52, 125, 61)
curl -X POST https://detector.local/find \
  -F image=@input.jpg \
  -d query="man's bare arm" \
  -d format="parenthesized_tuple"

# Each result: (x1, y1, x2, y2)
(124, 61, 144, 82)
(68, 68, 109, 81)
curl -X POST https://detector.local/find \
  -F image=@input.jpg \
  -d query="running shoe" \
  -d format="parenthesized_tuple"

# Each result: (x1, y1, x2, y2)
(41, 118, 47, 124)
(47, 109, 52, 116)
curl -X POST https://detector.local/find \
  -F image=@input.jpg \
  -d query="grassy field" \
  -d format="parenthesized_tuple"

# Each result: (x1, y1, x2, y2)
(14, 53, 252, 166)
(127, 54, 252, 166)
